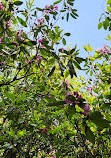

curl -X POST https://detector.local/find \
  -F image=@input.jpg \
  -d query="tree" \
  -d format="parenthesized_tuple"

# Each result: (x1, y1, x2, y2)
(0, 0, 111, 157)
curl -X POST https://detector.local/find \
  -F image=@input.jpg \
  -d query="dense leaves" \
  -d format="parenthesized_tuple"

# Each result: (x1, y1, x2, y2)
(0, 0, 111, 157)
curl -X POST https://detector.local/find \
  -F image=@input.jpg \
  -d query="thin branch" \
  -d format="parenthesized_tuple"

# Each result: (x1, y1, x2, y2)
(0, 72, 35, 87)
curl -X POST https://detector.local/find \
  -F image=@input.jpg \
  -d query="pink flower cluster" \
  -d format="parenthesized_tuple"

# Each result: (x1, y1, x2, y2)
(0, 4, 4, 11)
(38, 38, 43, 43)
(60, 47, 65, 52)
(16, 29, 25, 39)
(65, 79, 70, 87)
(35, 55, 43, 64)
(45, 4, 58, 11)
(65, 91, 90, 116)
(0, 37, 2, 43)
(25, 59, 31, 64)
(43, 4, 59, 15)
(38, 38, 45, 48)
(25, 55, 43, 64)
(65, 91, 73, 104)
(96, 44, 111, 54)
(39, 127, 48, 135)
(37, 18, 44, 24)
(80, 103, 90, 116)
(87, 86, 93, 92)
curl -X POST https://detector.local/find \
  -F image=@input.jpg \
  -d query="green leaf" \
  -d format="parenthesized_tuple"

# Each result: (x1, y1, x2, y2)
(85, 126, 95, 144)
(68, 61, 77, 78)
(66, 95, 76, 102)
(7, 129, 15, 138)
(17, 129, 26, 138)
(64, 33, 71, 36)
(98, 22, 103, 29)
(16, 92, 26, 103)
(70, 48, 76, 54)
(75, 57, 85, 63)
(103, 20, 109, 30)
(73, 61, 81, 69)
(67, 1, 73, 6)
(100, 103, 111, 110)
(89, 111, 103, 120)
(52, 52, 60, 60)
(46, 101, 65, 106)
(104, 113, 111, 122)
(17, 16, 27, 27)
(60, 9, 66, 12)
(25, 40, 36, 46)
(77, 98, 85, 103)
(20, 46, 30, 56)
(90, 70, 93, 76)
(36, 7, 43, 11)
(45, 15, 49, 22)
(53, 0, 62, 4)
(66, 13, 69, 21)
(72, 11, 78, 17)
(62, 38, 66, 45)
(104, 95, 111, 100)
(70, 13, 77, 19)
(14, 1, 23, 6)
(48, 66, 55, 77)
(107, 0, 111, 5)
(66, 106, 75, 117)
(5, 92, 15, 102)
(89, 111, 110, 129)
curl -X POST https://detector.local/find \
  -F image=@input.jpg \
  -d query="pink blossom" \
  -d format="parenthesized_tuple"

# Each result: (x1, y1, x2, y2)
(80, 111, 87, 116)
(36, 56, 43, 60)
(35, 55, 43, 64)
(65, 79, 70, 86)
(38, 38, 43, 43)
(5, 33, 8, 37)
(8, 21, 11, 25)
(48, 95, 52, 98)
(12, 41, 17, 44)
(45, 5, 50, 9)
(25, 60, 31, 63)
(80, 103, 90, 116)
(87, 86, 93, 92)
(83, 103, 90, 112)
(0, 37, 2, 43)
(25, 60, 28, 63)
(107, 49, 111, 54)
(8, 21, 11, 29)
(77, 95, 81, 98)
(65, 91, 73, 104)
(96, 48, 100, 51)
(74, 91, 78, 96)
(17, 31, 20, 36)
(103, 44, 106, 48)
(0, 5, 4, 11)
(100, 48, 103, 51)
(54, 5, 59, 11)
(37, 18, 44, 24)
(40, 127, 48, 135)
(96, 44, 111, 54)
(67, 47, 71, 51)
(41, 44, 45, 48)
(92, 92, 95, 97)
(60, 47, 64, 52)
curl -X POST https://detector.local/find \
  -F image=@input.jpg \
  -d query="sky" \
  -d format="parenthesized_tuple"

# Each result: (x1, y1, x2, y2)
(32, 0, 110, 57)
